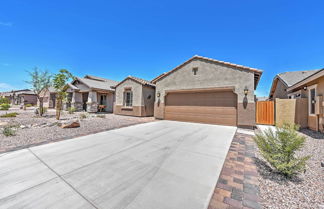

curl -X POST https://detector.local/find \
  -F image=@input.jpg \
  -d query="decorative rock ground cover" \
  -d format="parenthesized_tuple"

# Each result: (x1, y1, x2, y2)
(0, 108, 154, 153)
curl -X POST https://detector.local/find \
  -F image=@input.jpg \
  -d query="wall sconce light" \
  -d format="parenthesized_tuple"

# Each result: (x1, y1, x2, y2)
(244, 87, 249, 96)
(303, 86, 307, 90)
(157, 92, 160, 98)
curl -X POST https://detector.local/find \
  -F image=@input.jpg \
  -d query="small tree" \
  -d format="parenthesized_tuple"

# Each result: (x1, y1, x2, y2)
(254, 123, 310, 177)
(52, 69, 74, 120)
(26, 68, 52, 116)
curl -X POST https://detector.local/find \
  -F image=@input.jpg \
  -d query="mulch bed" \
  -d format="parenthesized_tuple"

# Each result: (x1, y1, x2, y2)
(208, 132, 261, 209)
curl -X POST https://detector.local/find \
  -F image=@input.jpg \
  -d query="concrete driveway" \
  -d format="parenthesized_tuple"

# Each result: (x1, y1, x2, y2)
(0, 120, 236, 209)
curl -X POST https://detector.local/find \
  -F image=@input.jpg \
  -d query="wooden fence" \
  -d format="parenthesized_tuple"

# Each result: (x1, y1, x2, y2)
(256, 101, 275, 125)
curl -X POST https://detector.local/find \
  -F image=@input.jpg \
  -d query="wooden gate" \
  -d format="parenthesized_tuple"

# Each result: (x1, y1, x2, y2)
(256, 101, 275, 125)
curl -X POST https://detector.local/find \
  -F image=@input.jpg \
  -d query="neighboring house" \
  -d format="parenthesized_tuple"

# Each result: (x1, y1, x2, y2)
(66, 75, 119, 113)
(1, 89, 37, 106)
(113, 76, 155, 117)
(269, 69, 320, 100)
(40, 87, 58, 108)
(151, 55, 263, 128)
(287, 69, 324, 132)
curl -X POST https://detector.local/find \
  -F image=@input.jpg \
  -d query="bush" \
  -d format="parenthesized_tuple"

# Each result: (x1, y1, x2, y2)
(79, 113, 87, 120)
(97, 114, 106, 118)
(254, 123, 310, 177)
(0, 112, 19, 118)
(0, 98, 10, 105)
(0, 103, 10, 110)
(68, 107, 76, 114)
(2, 126, 16, 137)
(25, 104, 33, 108)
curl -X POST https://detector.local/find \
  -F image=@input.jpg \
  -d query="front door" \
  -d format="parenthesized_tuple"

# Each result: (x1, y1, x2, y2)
(82, 93, 89, 111)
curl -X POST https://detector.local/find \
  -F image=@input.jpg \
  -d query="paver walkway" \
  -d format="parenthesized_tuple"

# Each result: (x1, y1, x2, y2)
(208, 132, 261, 209)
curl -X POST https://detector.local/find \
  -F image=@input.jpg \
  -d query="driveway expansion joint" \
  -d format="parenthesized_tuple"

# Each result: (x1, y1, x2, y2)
(27, 148, 99, 209)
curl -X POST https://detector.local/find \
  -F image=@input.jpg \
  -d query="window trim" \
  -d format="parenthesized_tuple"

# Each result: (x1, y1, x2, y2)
(308, 84, 317, 116)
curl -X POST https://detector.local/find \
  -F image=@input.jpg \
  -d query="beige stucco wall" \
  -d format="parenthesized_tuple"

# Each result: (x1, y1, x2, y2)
(154, 59, 257, 126)
(142, 85, 155, 116)
(273, 80, 288, 99)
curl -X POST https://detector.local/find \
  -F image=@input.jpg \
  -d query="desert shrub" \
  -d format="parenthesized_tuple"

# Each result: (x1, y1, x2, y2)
(254, 123, 310, 177)
(68, 107, 76, 114)
(0, 103, 10, 110)
(0, 112, 19, 118)
(2, 126, 16, 137)
(97, 114, 106, 118)
(0, 98, 10, 105)
(25, 104, 33, 108)
(79, 113, 87, 119)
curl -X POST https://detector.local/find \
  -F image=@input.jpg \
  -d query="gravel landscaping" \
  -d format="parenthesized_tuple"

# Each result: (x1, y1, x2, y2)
(255, 128, 324, 209)
(0, 107, 155, 153)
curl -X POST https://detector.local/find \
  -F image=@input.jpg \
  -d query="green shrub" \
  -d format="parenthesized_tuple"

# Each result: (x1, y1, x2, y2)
(0, 103, 10, 110)
(2, 126, 16, 137)
(0, 112, 19, 118)
(0, 98, 10, 105)
(68, 107, 76, 114)
(25, 104, 33, 108)
(254, 123, 310, 177)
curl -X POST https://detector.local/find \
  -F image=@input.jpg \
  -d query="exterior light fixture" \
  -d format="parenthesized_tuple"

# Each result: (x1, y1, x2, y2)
(303, 86, 307, 90)
(244, 87, 249, 96)
(157, 92, 161, 98)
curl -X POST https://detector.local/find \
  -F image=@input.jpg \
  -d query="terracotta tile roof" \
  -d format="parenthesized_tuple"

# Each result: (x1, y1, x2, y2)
(151, 55, 263, 84)
(113, 76, 156, 88)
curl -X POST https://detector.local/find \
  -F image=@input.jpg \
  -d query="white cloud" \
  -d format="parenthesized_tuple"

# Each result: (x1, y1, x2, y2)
(0, 22, 13, 27)
(0, 83, 15, 91)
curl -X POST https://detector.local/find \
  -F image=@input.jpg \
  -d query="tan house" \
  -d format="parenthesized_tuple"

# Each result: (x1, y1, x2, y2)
(269, 69, 319, 100)
(151, 55, 263, 128)
(66, 75, 119, 113)
(1, 89, 37, 106)
(113, 76, 155, 117)
(287, 69, 324, 132)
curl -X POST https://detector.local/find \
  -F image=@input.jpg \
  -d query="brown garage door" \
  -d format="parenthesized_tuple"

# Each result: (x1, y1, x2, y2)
(165, 90, 237, 126)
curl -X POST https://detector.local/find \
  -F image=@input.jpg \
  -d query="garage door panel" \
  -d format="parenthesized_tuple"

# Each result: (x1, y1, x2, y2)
(165, 106, 236, 115)
(165, 91, 237, 126)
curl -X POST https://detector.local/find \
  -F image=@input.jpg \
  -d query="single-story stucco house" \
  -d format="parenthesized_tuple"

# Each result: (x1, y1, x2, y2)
(40, 87, 58, 109)
(1, 89, 37, 106)
(113, 76, 155, 117)
(66, 75, 119, 113)
(286, 69, 324, 132)
(151, 55, 263, 128)
(269, 69, 320, 100)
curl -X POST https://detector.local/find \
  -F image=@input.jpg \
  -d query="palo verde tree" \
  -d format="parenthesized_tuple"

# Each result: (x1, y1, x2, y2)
(26, 68, 52, 116)
(52, 69, 74, 120)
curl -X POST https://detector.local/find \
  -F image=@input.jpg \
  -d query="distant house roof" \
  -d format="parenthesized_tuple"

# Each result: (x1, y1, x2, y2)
(113, 76, 156, 88)
(73, 75, 119, 92)
(269, 69, 321, 98)
(151, 55, 263, 89)
(287, 69, 324, 92)
(1, 89, 36, 96)
(277, 69, 320, 87)
(256, 97, 269, 101)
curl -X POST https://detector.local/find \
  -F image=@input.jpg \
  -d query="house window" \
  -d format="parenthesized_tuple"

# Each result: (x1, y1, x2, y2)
(308, 85, 317, 115)
(192, 67, 198, 75)
(123, 91, 133, 107)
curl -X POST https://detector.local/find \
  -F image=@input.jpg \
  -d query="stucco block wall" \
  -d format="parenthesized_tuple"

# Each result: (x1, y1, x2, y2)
(275, 98, 296, 127)
(154, 59, 256, 126)
(273, 80, 288, 99)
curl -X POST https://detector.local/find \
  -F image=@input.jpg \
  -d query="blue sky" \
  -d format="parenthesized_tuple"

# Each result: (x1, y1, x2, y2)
(0, 0, 323, 96)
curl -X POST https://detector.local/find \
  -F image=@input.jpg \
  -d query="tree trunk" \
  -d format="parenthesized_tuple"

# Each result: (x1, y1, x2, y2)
(56, 98, 62, 120)
(39, 97, 44, 116)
